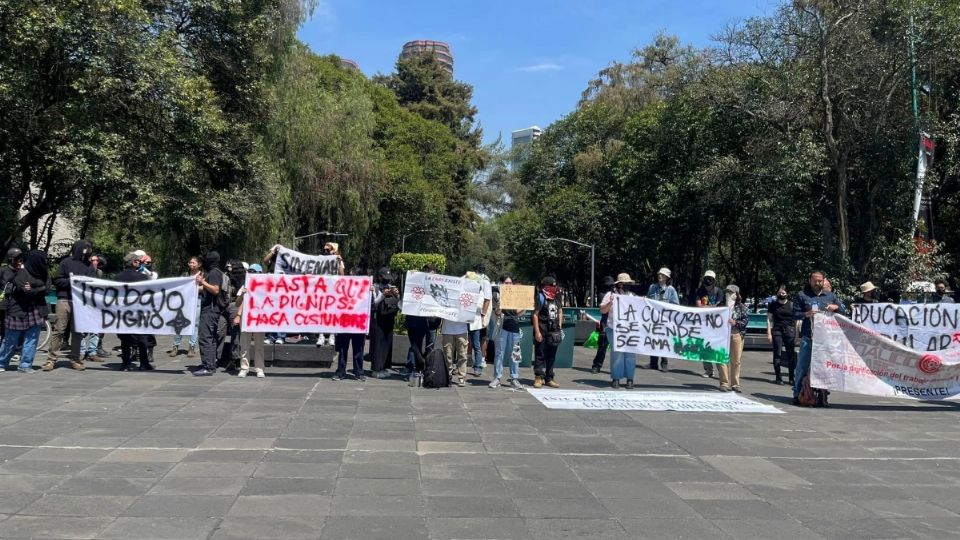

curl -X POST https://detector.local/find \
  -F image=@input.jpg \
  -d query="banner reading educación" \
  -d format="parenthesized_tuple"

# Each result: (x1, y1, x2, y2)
(401, 271, 482, 323)
(812, 313, 960, 401)
(241, 274, 372, 334)
(613, 296, 731, 363)
(71, 276, 199, 336)
(850, 302, 960, 352)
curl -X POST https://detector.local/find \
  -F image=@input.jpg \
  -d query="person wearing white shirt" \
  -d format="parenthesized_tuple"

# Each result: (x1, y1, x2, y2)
(600, 273, 638, 389)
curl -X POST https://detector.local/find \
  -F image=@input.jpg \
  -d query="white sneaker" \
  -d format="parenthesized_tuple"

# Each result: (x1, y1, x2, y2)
(255, 369, 265, 378)
(237, 369, 248, 378)
(488, 378, 501, 389)
(263, 339, 272, 345)
(275, 338, 285, 345)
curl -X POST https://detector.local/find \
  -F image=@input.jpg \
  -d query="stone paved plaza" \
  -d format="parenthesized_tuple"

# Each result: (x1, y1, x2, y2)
(1, 338, 959, 539)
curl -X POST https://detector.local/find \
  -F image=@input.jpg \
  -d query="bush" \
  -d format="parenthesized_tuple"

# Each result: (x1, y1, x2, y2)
(389, 252, 447, 275)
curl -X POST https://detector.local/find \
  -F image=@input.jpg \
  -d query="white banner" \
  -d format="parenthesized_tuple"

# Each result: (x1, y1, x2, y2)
(275, 245, 340, 275)
(241, 273, 372, 334)
(401, 271, 482, 323)
(812, 313, 960, 401)
(527, 389, 782, 413)
(613, 296, 732, 363)
(850, 302, 960, 352)
(71, 276, 199, 336)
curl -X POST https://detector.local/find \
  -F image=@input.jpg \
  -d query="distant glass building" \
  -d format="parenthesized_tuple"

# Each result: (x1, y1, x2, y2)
(400, 40, 454, 75)
(339, 58, 360, 72)
(511, 126, 542, 169)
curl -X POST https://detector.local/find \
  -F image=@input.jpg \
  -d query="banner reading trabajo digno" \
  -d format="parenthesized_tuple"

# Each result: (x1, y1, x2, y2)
(241, 273, 372, 334)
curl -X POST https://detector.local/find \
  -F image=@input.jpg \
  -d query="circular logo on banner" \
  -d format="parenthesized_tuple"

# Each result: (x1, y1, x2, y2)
(411, 286, 425, 301)
(918, 354, 942, 375)
(459, 293, 475, 309)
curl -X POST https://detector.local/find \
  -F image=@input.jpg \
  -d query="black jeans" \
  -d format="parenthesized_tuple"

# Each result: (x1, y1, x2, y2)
(772, 331, 796, 381)
(592, 329, 608, 369)
(198, 308, 222, 371)
(650, 356, 668, 370)
(407, 327, 429, 372)
(336, 333, 365, 377)
(119, 334, 149, 368)
(370, 315, 395, 372)
(534, 337, 559, 381)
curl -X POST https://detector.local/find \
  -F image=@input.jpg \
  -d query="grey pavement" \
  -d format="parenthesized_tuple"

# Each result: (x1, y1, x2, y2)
(1, 336, 959, 539)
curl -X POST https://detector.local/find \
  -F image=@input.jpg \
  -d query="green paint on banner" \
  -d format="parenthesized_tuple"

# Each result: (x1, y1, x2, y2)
(672, 336, 729, 364)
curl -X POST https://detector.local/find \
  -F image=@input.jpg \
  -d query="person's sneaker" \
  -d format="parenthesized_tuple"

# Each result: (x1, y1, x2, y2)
(238, 369, 249, 378)
(331, 374, 341, 381)
(0, 366, 5, 372)
(701, 372, 712, 378)
(118, 364, 134, 372)
(611, 379, 620, 389)
(41, 360, 55, 371)
(732, 386, 742, 393)
(719, 385, 732, 392)
(70, 361, 85, 371)
(533, 375, 543, 388)
(590, 366, 600, 374)
(316, 337, 325, 348)
(192, 368, 214, 376)
(263, 338, 272, 345)
(457, 377, 465, 387)
(356, 375, 366, 382)
(86, 354, 104, 363)
(376, 370, 390, 379)
(17, 366, 33, 373)
(471, 367, 483, 377)
(509, 378, 523, 390)
(659, 363, 668, 372)
(139, 363, 155, 371)
(546, 379, 559, 388)
(255, 369, 265, 378)
(186, 347, 195, 358)
(488, 378, 501, 389)
(96, 349, 110, 358)
(168, 347, 178, 357)
(625, 379, 634, 389)
(275, 338, 285, 345)
(775, 379, 784, 385)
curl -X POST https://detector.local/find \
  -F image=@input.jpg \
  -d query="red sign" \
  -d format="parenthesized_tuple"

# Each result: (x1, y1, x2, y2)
(241, 274, 372, 334)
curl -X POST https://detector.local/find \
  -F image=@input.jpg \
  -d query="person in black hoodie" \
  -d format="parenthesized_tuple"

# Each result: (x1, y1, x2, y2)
(43, 240, 96, 371)
(194, 251, 225, 376)
(113, 253, 154, 371)
(1, 247, 24, 342)
(0, 250, 51, 372)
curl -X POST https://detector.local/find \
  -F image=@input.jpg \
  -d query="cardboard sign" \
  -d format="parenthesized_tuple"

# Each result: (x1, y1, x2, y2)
(71, 276, 199, 335)
(499, 284, 535, 310)
(401, 271, 482, 323)
(241, 274, 372, 334)
(274, 245, 340, 275)
(850, 302, 960, 352)
(612, 296, 731, 363)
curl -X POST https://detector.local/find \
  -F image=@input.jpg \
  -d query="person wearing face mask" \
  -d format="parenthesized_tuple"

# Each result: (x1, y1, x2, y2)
(719, 285, 749, 392)
(766, 284, 797, 386)
(532, 276, 564, 389)
(0, 250, 51, 372)
(932, 279, 955, 303)
(591, 276, 616, 374)
(44, 239, 97, 372)
(600, 273, 638, 389)
(1, 248, 25, 343)
(792, 270, 841, 405)
(647, 268, 679, 373)
(193, 251, 225, 376)
(853, 281, 880, 305)
(317, 243, 346, 347)
(694, 270, 723, 378)
(370, 267, 399, 379)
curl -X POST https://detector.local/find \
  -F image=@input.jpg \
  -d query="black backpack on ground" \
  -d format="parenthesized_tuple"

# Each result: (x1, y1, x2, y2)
(422, 345, 450, 388)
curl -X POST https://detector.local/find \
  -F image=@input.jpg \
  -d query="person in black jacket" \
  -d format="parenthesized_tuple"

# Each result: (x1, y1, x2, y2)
(113, 253, 154, 371)
(43, 240, 96, 371)
(0, 250, 51, 372)
(1, 247, 24, 342)
(194, 251, 225, 376)
(591, 276, 616, 374)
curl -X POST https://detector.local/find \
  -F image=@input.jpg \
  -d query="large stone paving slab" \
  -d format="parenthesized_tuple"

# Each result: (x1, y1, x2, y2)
(1, 336, 959, 539)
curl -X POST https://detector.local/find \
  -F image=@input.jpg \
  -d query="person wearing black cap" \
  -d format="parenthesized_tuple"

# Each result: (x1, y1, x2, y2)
(532, 276, 564, 388)
(194, 251, 225, 376)
(0, 250, 50, 372)
(113, 253, 153, 371)
(591, 276, 616, 374)
(370, 266, 400, 378)
(1, 247, 24, 342)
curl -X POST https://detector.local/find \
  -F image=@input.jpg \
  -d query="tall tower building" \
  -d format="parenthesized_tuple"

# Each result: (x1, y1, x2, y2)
(400, 40, 454, 75)
(511, 126, 542, 169)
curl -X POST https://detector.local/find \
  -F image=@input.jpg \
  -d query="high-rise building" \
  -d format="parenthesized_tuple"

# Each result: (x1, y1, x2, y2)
(511, 126, 542, 169)
(339, 58, 360, 72)
(400, 40, 454, 75)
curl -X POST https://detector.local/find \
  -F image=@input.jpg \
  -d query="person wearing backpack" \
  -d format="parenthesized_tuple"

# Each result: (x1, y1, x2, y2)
(533, 276, 564, 389)
(193, 251, 226, 376)
(369, 267, 399, 379)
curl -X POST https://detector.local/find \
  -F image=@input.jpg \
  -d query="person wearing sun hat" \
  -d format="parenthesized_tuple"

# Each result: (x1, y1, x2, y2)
(854, 281, 879, 305)
(600, 273, 638, 389)
(647, 267, 679, 372)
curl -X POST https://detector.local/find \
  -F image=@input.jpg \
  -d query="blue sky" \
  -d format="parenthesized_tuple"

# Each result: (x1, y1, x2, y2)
(298, 1, 776, 145)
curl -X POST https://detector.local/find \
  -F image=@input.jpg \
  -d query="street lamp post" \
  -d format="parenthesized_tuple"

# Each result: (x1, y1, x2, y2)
(293, 231, 348, 248)
(401, 229, 436, 252)
(538, 237, 595, 307)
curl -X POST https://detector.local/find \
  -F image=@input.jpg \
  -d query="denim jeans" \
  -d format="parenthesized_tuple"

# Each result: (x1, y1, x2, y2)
(494, 330, 520, 380)
(0, 324, 42, 369)
(605, 326, 636, 381)
(469, 329, 483, 370)
(173, 304, 200, 348)
(793, 336, 812, 398)
(81, 333, 100, 356)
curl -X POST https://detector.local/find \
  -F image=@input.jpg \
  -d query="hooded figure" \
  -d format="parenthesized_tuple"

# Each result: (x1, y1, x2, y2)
(0, 250, 50, 371)
(204, 251, 221, 272)
(52, 239, 95, 299)
(45, 240, 95, 371)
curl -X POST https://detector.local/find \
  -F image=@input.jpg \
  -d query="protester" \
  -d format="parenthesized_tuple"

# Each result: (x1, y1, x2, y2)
(694, 269, 723, 378)
(113, 253, 153, 371)
(647, 267, 679, 372)
(0, 250, 50, 372)
(1, 247, 24, 342)
(80, 254, 110, 363)
(334, 267, 368, 382)
(441, 292, 470, 388)
(219, 260, 247, 372)
(490, 275, 524, 390)
(719, 285, 748, 392)
(193, 251, 225, 376)
(601, 273, 637, 389)
(262, 245, 287, 345)
(404, 264, 439, 381)
(854, 281, 879, 305)
(44, 239, 96, 372)
(822, 278, 846, 313)
(170, 256, 203, 358)
(533, 276, 563, 389)
(591, 276, 616, 374)
(466, 264, 493, 377)
(234, 264, 265, 378)
(766, 284, 797, 385)
(792, 270, 841, 405)
(369, 267, 399, 379)
(933, 279, 955, 303)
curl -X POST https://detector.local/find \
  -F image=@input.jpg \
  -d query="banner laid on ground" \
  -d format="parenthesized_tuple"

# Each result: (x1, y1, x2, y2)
(241, 273, 372, 334)
(498, 284, 536, 310)
(274, 245, 340, 275)
(612, 296, 732, 363)
(527, 389, 782, 413)
(812, 313, 960, 401)
(71, 276, 199, 335)
(401, 271, 482, 323)
(850, 302, 960, 352)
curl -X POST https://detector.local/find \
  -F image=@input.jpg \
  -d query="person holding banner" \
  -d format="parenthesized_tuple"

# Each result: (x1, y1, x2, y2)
(318, 243, 346, 347)
(334, 267, 368, 382)
(694, 270, 723, 378)
(766, 284, 797, 386)
(647, 268, 679, 373)
(466, 265, 493, 377)
(490, 275, 525, 390)
(718, 285, 748, 392)
(113, 253, 154, 371)
(194, 251, 226, 377)
(404, 264, 439, 381)
(933, 279, 955, 303)
(370, 267, 399, 379)
(0, 250, 50, 372)
(533, 276, 563, 389)
(792, 270, 841, 405)
(591, 276, 616, 375)
(170, 256, 203, 358)
(233, 265, 265, 378)
(601, 273, 637, 389)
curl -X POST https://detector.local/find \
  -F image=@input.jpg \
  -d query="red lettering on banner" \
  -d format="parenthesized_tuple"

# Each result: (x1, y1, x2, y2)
(243, 274, 372, 333)
(248, 278, 266, 293)
(312, 277, 328, 293)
